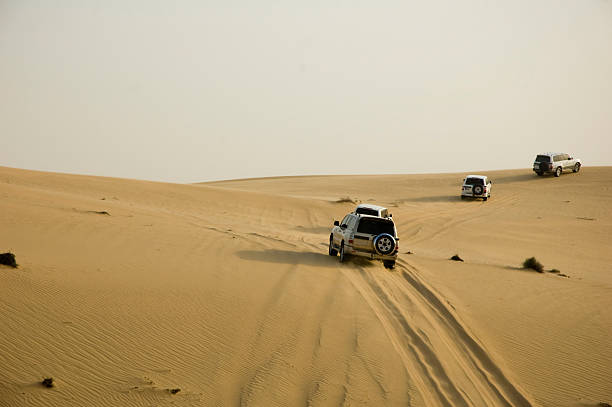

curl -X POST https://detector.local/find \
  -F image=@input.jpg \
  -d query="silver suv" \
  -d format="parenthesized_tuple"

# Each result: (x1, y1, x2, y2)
(533, 153, 581, 177)
(329, 213, 399, 269)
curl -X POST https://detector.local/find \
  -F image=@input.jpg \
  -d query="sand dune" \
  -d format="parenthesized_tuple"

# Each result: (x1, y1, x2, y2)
(1, 166, 611, 406)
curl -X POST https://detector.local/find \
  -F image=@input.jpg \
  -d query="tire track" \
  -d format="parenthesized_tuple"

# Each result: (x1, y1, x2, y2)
(342, 267, 468, 407)
(400, 191, 521, 246)
(342, 261, 535, 407)
(395, 260, 533, 406)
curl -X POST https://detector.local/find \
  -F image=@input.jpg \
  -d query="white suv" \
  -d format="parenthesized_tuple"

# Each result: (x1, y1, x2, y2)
(533, 153, 581, 177)
(461, 175, 492, 201)
(329, 213, 399, 269)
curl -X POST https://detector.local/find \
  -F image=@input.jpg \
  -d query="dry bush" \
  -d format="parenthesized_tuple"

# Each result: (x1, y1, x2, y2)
(523, 257, 544, 273)
(0, 252, 17, 268)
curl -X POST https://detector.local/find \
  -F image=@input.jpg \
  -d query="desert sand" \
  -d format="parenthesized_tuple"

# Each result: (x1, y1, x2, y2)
(1, 165, 610, 407)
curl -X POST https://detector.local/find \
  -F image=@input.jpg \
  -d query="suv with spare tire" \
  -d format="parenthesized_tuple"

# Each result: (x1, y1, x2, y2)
(329, 213, 399, 269)
(461, 175, 492, 201)
(533, 153, 581, 177)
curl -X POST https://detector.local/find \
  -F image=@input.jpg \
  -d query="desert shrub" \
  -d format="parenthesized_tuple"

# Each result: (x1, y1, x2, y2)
(523, 257, 544, 273)
(548, 269, 560, 274)
(169, 388, 181, 395)
(450, 254, 464, 262)
(0, 252, 17, 268)
(41, 378, 54, 388)
(335, 197, 356, 204)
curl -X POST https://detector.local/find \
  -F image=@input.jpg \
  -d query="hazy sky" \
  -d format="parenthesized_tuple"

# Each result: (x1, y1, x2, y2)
(1, 1, 611, 182)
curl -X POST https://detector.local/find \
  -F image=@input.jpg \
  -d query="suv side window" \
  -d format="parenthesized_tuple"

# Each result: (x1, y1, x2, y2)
(347, 215, 357, 230)
(553, 155, 562, 162)
(341, 215, 350, 227)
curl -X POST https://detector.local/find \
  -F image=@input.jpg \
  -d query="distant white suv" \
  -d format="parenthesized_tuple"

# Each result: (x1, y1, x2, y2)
(461, 175, 492, 201)
(533, 153, 581, 177)
(353, 204, 390, 218)
(329, 213, 399, 269)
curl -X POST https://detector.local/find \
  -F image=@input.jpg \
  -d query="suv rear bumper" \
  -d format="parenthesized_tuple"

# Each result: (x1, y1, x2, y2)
(533, 165, 554, 173)
(461, 191, 487, 197)
(346, 245, 397, 260)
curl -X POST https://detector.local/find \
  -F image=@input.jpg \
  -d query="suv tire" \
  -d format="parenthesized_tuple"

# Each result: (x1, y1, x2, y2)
(536, 171, 543, 176)
(473, 185, 483, 195)
(328, 236, 337, 256)
(573, 163, 581, 173)
(483, 197, 488, 201)
(339, 242, 346, 263)
(554, 167, 562, 177)
(383, 260, 395, 269)
(374, 234, 396, 255)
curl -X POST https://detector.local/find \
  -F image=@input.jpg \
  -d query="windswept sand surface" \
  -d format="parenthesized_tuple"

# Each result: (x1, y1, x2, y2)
(1, 166, 611, 407)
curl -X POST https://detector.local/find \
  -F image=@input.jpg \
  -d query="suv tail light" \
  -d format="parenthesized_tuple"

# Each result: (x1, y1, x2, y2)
(348, 239, 354, 244)
(549, 163, 553, 169)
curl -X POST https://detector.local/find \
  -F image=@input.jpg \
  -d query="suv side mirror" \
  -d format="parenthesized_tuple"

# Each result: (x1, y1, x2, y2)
(389, 214, 392, 218)
(334, 220, 339, 226)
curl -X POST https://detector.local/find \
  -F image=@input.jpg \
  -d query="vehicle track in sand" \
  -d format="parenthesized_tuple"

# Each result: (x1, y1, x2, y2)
(400, 191, 521, 246)
(341, 258, 534, 407)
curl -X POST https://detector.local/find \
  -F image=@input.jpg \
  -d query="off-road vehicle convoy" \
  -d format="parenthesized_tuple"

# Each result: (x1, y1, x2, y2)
(326, 154, 582, 268)
(329, 212, 399, 269)
(461, 175, 492, 201)
(533, 153, 581, 177)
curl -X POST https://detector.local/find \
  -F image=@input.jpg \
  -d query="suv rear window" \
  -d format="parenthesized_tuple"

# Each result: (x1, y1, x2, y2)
(357, 217, 395, 236)
(355, 207, 379, 216)
(536, 155, 551, 163)
(465, 177, 484, 186)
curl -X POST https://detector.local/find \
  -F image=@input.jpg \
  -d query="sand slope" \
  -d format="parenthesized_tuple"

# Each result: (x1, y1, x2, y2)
(1, 166, 610, 407)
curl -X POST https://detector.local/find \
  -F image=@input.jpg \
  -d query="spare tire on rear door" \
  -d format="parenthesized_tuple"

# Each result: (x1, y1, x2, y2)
(473, 185, 483, 195)
(374, 233, 396, 255)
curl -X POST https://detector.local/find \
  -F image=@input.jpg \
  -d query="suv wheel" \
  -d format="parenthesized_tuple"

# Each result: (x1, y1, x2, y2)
(374, 234, 396, 255)
(536, 171, 543, 176)
(483, 197, 488, 201)
(473, 185, 483, 195)
(383, 260, 395, 270)
(554, 167, 562, 177)
(339, 242, 346, 263)
(328, 236, 337, 256)
(573, 163, 581, 173)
